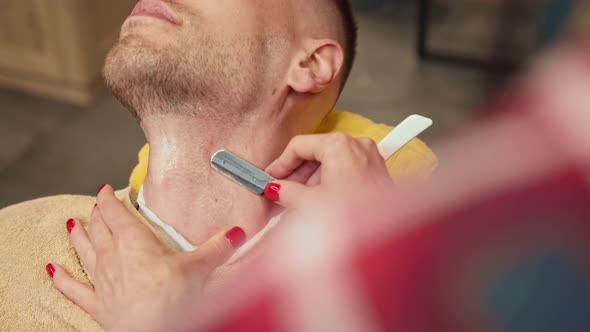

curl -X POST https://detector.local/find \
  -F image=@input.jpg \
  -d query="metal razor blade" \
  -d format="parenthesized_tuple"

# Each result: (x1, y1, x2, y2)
(210, 150, 274, 195)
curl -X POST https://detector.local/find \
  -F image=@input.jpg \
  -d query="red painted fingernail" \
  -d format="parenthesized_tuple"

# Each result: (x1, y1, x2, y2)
(46, 264, 55, 278)
(66, 218, 75, 233)
(97, 184, 107, 195)
(264, 182, 281, 202)
(225, 227, 246, 248)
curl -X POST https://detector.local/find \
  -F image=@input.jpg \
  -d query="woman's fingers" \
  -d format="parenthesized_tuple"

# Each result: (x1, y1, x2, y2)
(50, 264, 97, 316)
(266, 133, 369, 180)
(305, 168, 322, 186)
(88, 203, 112, 254)
(96, 184, 137, 234)
(69, 219, 96, 276)
(264, 180, 307, 208)
(177, 226, 247, 276)
(266, 134, 336, 179)
(263, 133, 381, 206)
(280, 160, 321, 185)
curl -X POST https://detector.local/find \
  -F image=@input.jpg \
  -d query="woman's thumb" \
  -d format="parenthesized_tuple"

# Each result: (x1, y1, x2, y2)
(177, 227, 246, 274)
(263, 180, 307, 208)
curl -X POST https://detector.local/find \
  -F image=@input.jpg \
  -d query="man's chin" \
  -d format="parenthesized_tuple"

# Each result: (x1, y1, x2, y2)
(103, 39, 158, 108)
(120, 17, 177, 42)
(103, 36, 187, 118)
(105, 34, 171, 76)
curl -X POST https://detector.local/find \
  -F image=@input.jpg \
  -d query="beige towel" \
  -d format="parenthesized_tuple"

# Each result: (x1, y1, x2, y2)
(0, 188, 151, 331)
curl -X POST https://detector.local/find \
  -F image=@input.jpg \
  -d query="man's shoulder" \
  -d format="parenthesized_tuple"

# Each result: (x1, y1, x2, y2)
(317, 110, 438, 180)
(0, 193, 103, 331)
(386, 137, 438, 181)
(0, 193, 96, 253)
(0, 191, 133, 331)
(0, 187, 132, 219)
(0, 194, 95, 221)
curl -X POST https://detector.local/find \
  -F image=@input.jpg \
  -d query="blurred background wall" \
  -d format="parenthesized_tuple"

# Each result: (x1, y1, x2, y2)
(0, 0, 136, 104)
(0, 0, 584, 207)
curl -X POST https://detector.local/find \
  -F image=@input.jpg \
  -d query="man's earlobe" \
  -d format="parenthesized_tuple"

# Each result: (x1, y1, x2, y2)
(287, 40, 344, 94)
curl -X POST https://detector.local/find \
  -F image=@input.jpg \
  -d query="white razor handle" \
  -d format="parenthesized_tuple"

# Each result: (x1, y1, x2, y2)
(377, 114, 433, 161)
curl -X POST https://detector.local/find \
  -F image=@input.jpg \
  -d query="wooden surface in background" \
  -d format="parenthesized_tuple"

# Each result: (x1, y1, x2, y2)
(0, 0, 45, 51)
(0, 0, 136, 105)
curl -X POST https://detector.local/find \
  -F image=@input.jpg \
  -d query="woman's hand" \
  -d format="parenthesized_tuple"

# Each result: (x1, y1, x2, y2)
(264, 133, 393, 207)
(47, 185, 246, 332)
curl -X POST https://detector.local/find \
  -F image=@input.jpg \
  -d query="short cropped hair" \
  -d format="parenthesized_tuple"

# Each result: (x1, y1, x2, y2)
(331, 0, 358, 89)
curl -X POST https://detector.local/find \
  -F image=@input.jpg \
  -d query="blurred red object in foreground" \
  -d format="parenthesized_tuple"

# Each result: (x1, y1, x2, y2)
(203, 40, 590, 332)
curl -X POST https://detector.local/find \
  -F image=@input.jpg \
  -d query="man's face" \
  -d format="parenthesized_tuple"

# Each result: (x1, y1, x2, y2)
(104, 0, 294, 119)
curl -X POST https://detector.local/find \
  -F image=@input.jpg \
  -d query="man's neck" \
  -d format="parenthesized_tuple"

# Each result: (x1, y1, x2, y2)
(140, 112, 295, 246)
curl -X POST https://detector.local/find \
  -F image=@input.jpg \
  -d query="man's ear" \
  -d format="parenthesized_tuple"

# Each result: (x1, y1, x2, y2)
(287, 39, 344, 94)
